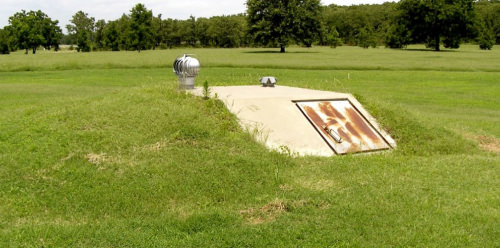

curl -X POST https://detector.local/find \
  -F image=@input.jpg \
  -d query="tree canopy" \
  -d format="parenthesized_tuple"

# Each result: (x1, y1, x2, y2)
(246, 0, 322, 53)
(67, 11, 95, 52)
(0, 28, 12, 54)
(1, 1, 499, 54)
(129, 4, 154, 52)
(6, 10, 62, 54)
(393, 0, 475, 51)
(475, 0, 500, 50)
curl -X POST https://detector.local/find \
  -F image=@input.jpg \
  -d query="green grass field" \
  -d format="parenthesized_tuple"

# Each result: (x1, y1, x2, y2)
(0, 45, 499, 247)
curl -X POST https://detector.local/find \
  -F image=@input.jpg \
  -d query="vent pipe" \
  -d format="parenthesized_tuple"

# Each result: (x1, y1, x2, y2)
(173, 54, 200, 90)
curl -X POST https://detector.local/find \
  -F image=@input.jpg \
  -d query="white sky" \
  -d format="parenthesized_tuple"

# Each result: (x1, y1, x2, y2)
(0, 0, 394, 31)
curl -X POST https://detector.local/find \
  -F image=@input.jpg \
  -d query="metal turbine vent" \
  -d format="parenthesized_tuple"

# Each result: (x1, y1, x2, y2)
(173, 54, 200, 90)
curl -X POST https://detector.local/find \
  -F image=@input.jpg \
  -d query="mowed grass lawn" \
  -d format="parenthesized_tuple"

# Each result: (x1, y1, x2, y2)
(0, 45, 498, 247)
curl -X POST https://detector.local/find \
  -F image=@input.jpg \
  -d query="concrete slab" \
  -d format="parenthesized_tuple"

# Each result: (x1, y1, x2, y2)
(190, 85, 395, 156)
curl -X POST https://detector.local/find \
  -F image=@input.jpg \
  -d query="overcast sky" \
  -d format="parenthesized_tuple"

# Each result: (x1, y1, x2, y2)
(1, 0, 394, 31)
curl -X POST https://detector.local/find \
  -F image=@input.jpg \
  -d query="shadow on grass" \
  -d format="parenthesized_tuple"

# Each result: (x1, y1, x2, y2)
(242, 50, 320, 54)
(401, 48, 458, 53)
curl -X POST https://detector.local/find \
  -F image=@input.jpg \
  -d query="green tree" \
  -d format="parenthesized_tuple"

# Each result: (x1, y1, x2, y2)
(163, 19, 182, 48)
(184, 16, 198, 47)
(475, 0, 499, 49)
(129, 3, 153, 52)
(385, 23, 410, 48)
(322, 3, 396, 46)
(7, 10, 61, 54)
(396, 0, 475, 51)
(208, 15, 246, 48)
(356, 26, 377, 48)
(103, 21, 120, 51)
(318, 24, 342, 48)
(196, 17, 212, 47)
(0, 28, 11, 54)
(67, 11, 95, 52)
(40, 15, 62, 51)
(151, 14, 164, 49)
(116, 14, 131, 50)
(94, 19, 106, 50)
(246, 0, 322, 53)
(478, 28, 495, 49)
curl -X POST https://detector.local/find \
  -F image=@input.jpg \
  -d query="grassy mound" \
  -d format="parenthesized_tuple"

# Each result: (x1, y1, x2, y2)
(358, 94, 477, 156)
(1, 83, 497, 246)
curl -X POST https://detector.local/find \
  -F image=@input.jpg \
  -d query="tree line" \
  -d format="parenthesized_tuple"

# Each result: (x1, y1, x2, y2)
(62, 6, 249, 53)
(0, 0, 498, 54)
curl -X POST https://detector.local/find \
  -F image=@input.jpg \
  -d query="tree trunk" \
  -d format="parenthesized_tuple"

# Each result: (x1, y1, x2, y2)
(435, 35, 440, 51)
(280, 45, 285, 53)
(32, 47, 36, 54)
(25, 49, 28, 54)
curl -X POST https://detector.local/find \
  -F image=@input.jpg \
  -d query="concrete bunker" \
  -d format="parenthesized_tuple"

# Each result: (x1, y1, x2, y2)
(190, 85, 395, 156)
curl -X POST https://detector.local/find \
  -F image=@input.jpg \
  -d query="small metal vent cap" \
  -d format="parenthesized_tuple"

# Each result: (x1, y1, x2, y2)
(260, 76, 277, 87)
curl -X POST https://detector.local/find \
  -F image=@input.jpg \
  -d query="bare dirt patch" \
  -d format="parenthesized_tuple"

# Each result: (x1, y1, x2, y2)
(133, 139, 168, 152)
(85, 153, 107, 165)
(240, 199, 288, 225)
(60, 153, 74, 162)
(466, 134, 500, 153)
(279, 184, 293, 191)
(296, 178, 346, 192)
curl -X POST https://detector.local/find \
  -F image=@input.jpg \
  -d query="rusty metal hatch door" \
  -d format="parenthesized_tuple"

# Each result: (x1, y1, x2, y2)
(296, 99, 391, 154)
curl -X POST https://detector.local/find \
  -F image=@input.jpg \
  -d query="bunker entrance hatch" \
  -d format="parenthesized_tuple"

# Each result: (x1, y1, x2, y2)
(295, 99, 391, 154)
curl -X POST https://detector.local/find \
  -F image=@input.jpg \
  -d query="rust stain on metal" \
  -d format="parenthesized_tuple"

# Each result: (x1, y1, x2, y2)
(326, 119, 339, 126)
(296, 99, 390, 154)
(337, 127, 352, 144)
(304, 106, 332, 142)
(343, 123, 362, 151)
(345, 122, 362, 140)
(319, 102, 346, 121)
(304, 106, 325, 127)
(304, 106, 327, 134)
(345, 106, 380, 143)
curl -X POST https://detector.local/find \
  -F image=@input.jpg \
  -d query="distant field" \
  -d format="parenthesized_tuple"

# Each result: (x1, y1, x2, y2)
(1, 44, 499, 72)
(0, 45, 499, 247)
